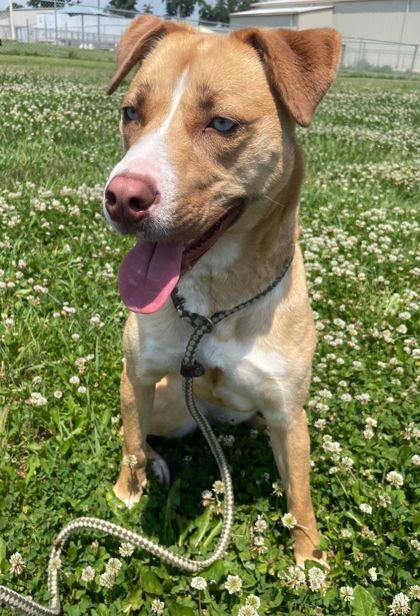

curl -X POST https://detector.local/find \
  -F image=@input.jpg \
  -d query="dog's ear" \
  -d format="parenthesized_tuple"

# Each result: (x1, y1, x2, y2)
(107, 16, 194, 95)
(231, 28, 341, 127)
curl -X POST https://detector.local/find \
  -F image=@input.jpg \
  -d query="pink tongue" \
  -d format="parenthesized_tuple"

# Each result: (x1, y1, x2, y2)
(119, 241, 184, 314)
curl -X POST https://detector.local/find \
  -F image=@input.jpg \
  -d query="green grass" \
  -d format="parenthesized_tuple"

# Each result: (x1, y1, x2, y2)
(0, 40, 116, 62)
(0, 57, 419, 616)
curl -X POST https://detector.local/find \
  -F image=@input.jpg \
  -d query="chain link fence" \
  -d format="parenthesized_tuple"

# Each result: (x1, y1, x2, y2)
(0, 6, 419, 74)
(341, 36, 419, 75)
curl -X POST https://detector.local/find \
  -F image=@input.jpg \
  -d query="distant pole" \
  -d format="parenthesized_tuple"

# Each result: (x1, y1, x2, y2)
(97, 0, 100, 45)
(8, 0, 16, 41)
(410, 44, 418, 75)
(54, 0, 58, 46)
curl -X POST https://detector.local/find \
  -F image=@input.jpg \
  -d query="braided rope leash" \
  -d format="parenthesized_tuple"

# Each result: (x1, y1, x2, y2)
(0, 255, 293, 616)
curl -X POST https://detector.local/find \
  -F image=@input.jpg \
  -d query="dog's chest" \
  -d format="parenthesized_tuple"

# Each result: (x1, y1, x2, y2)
(192, 323, 287, 413)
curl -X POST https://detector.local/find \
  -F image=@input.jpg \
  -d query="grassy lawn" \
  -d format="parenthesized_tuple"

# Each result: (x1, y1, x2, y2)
(0, 54, 419, 616)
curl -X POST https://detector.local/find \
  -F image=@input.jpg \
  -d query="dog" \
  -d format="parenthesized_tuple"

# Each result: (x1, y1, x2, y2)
(103, 16, 341, 566)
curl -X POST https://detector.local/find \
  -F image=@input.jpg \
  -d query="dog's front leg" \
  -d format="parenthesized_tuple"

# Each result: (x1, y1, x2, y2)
(267, 408, 323, 566)
(113, 362, 155, 508)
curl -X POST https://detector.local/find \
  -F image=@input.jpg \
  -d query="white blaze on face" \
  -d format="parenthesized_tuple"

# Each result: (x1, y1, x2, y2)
(104, 69, 189, 227)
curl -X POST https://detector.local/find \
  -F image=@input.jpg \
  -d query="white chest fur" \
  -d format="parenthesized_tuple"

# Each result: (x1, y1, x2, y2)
(130, 272, 293, 424)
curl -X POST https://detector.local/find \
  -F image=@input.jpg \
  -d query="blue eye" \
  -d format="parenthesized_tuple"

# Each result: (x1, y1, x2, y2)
(208, 117, 238, 133)
(123, 107, 139, 122)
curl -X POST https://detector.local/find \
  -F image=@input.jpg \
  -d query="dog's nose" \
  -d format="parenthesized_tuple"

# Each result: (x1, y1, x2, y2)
(105, 173, 158, 225)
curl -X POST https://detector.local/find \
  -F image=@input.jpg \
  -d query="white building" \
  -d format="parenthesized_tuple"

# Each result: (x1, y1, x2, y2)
(230, 0, 420, 72)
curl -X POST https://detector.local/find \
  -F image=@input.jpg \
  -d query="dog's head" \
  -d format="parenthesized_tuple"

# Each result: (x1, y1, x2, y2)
(104, 17, 340, 313)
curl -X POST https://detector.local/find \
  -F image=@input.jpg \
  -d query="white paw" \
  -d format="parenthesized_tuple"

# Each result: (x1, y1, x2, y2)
(150, 455, 171, 485)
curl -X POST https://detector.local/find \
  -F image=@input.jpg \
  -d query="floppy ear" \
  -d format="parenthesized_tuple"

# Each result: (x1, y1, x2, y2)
(231, 28, 341, 127)
(107, 16, 194, 95)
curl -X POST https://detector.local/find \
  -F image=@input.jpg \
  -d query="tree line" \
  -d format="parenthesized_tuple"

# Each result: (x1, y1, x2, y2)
(25, 0, 252, 24)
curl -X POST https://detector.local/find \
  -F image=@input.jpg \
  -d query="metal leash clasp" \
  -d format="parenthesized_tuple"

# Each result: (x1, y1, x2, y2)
(180, 315, 214, 378)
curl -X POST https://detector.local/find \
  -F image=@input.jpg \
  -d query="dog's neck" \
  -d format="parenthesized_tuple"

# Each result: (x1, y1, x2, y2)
(177, 149, 303, 316)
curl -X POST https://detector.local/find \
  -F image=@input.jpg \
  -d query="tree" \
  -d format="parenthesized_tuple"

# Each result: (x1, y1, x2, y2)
(107, 0, 137, 16)
(141, 2, 154, 12)
(199, 0, 252, 23)
(27, 0, 67, 6)
(165, 0, 196, 18)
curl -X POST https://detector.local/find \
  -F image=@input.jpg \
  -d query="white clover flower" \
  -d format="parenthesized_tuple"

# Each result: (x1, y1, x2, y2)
(389, 592, 410, 615)
(71, 333, 81, 342)
(90, 314, 103, 327)
(341, 456, 354, 469)
(252, 535, 267, 555)
(224, 574, 243, 595)
(9, 552, 26, 575)
(409, 585, 420, 600)
(190, 576, 207, 590)
(360, 503, 372, 514)
(69, 375, 80, 386)
(77, 385, 87, 395)
(201, 490, 213, 507)
(363, 427, 375, 440)
(322, 440, 342, 454)
(365, 417, 377, 428)
(212, 480, 224, 494)
(378, 493, 391, 508)
(105, 558, 122, 575)
(53, 389, 63, 399)
(357, 393, 371, 405)
(284, 565, 306, 590)
(119, 542, 134, 557)
(411, 455, 420, 466)
(254, 515, 267, 534)
(339, 586, 354, 602)
(341, 528, 352, 539)
(99, 571, 115, 589)
(398, 311, 411, 321)
(26, 392, 48, 407)
(81, 566, 95, 582)
(307, 567, 326, 592)
(386, 471, 404, 488)
(238, 605, 258, 616)
(123, 454, 138, 469)
(368, 567, 378, 581)
(151, 598, 165, 613)
(281, 512, 297, 530)
(272, 481, 283, 497)
(410, 539, 420, 552)
(246, 594, 261, 609)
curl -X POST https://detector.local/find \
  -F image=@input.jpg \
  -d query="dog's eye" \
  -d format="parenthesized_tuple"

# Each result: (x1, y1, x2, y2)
(122, 106, 139, 122)
(208, 117, 238, 134)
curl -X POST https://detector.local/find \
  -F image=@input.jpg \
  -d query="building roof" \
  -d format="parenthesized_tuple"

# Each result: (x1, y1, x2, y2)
(232, 4, 332, 15)
(251, 0, 404, 6)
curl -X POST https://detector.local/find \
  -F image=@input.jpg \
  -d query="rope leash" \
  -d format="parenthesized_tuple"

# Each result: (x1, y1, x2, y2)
(0, 255, 293, 616)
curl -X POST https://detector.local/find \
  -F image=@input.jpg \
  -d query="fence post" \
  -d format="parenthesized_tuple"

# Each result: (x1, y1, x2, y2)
(410, 44, 418, 75)
(8, 0, 16, 40)
(97, 0, 100, 45)
(54, 0, 58, 46)
(341, 43, 346, 68)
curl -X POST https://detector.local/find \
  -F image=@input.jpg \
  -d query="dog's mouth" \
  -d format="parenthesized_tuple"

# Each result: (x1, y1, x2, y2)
(118, 202, 244, 314)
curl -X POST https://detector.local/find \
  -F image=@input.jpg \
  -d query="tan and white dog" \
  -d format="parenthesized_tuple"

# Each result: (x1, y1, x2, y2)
(104, 16, 341, 565)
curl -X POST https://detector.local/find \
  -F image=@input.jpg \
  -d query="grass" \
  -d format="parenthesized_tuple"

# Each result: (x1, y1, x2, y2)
(0, 55, 419, 616)
(0, 40, 116, 62)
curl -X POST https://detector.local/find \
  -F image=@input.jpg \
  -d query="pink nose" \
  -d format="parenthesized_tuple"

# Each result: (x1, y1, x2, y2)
(105, 172, 158, 226)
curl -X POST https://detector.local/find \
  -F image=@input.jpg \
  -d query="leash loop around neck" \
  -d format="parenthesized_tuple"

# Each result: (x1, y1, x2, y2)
(172, 253, 294, 380)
